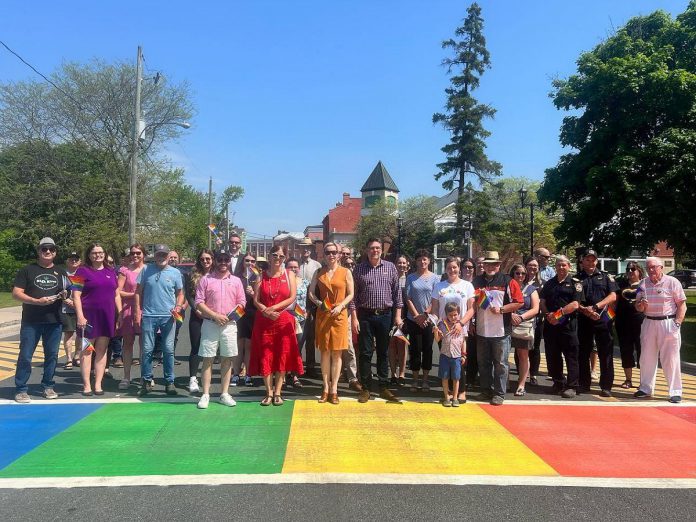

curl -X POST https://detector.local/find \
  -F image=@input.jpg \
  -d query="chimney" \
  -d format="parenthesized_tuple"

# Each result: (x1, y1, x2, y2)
(343, 192, 351, 205)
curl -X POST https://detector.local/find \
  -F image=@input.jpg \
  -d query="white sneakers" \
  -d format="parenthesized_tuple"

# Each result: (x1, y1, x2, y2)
(197, 394, 210, 409)
(188, 377, 200, 393)
(197, 392, 237, 409)
(219, 393, 237, 407)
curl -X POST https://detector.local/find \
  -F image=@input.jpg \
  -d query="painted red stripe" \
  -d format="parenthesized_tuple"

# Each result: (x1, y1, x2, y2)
(483, 405, 696, 478)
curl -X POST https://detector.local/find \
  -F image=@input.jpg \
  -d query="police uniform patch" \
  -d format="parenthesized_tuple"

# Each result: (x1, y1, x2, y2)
(608, 274, 615, 282)
(575, 283, 582, 292)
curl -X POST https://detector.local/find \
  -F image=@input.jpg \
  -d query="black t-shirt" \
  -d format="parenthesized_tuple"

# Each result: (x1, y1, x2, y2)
(14, 263, 67, 324)
(577, 270, 618, 306)
(540, 275, 584, 316)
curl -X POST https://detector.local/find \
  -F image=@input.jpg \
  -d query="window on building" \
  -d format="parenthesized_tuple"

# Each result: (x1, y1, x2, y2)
(364, 195, 381, 208)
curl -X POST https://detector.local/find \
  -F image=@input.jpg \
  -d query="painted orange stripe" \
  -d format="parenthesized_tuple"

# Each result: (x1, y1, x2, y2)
(483, 405, 696, 478)
(657, 407, 696, 426)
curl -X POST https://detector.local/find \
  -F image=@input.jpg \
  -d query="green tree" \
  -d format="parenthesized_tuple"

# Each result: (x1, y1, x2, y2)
(433, 2, 501, 246)
(539, 3, 696, 257)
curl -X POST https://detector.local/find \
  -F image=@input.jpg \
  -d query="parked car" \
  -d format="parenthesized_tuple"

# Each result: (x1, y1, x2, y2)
(667, 269, 696, 289)
(177, 262, 195, 277)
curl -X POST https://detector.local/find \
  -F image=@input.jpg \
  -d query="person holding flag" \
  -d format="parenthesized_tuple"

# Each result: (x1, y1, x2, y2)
(307, 242, 354, 404)
(539, 255, 584, 398)
(471, 251, 523, 406)
(576, 248, 618, 397)
(193, 250, 246, 409)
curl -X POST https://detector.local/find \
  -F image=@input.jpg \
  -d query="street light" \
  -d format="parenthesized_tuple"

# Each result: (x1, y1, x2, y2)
(518, 186, 535, 258)
(128, 120, 191, 246)
(396, 215, 404, 258)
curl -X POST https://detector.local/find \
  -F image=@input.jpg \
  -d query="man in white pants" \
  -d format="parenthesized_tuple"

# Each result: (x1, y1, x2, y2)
(194, 250, 246, 409)
(634, 257, 687, 403)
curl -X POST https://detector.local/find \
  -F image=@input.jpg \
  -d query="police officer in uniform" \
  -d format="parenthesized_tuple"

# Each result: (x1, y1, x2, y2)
(539, 255, 584, 398)
(576, 249, 617, 397)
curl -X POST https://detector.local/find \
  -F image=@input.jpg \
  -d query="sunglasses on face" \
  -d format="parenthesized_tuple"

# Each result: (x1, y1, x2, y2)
(229, 241, 241, 245)
(271, 253, 285, 259)
(41, 247, 56, 253)
(200, 257, 213, 262)
(463, 265, 474, 269)
(216, 257, 231, 263)
(244, 259, 256, 263)
(324, 250, 338, 255)
(130, 251, 143, 256)
(514, 271, 526, 276)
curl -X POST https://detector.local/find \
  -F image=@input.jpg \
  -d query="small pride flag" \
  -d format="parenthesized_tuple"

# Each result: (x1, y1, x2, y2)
(172, 310, 184, 324)
(249, 265, 260, 277)
(321, 297, 333, 311)
(552, 308, 567, 324)
(600, 306, 616, 323)
(392, 327, 410, 345)
(80, 337, 95, 354)
(68, 275, 85, 291)
(289, 303, 306, 319)
(208, 224, 220, 236)
(475, 289, 491, 310)
(227, 304, 246, 322)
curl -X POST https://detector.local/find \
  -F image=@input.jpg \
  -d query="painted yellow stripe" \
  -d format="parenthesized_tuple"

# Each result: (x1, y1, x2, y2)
(282, 401, 557, 476)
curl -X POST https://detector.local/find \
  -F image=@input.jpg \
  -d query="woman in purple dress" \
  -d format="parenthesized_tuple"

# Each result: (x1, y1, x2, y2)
(73, 243, 122, 396)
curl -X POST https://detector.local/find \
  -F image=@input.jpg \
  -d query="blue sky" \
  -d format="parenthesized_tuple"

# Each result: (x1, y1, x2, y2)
(1, 1, 689, 237)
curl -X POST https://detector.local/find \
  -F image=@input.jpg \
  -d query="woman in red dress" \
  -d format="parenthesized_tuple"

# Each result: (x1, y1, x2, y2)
(249, 245, 304, 406)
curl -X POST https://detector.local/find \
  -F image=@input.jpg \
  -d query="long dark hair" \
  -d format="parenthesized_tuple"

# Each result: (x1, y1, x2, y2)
(84, 243, 107, 268)
(192, 248, 214, 288)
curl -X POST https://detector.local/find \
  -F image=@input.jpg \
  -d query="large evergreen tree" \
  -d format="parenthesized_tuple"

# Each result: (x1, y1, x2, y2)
(433, 2, 501, 249)
(540, 2, 696, 257)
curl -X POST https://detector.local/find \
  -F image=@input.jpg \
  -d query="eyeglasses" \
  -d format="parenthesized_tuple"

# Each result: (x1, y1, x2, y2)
(91, 251, 105, 256)
(463, 265, 474, 270)
(216, 257, 231, 263)
(627, 267, 638, 272)
(200, 257, 213, 262)
(514, 271, 527, 276)
(271, 253, 285, 259)
(229, 241, 241, 245)
(244, 259, 256, 263)
(324, 250, 338, 255)
(40, 247, 56, 253)
(130, 251, 143, 256)
(537, 254, 550, 259)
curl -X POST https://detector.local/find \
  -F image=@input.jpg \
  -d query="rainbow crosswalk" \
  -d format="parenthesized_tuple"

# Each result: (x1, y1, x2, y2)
(1, 400, 696, 487)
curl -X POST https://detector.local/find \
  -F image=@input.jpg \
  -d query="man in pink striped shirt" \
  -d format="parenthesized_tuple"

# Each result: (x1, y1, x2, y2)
(634, 257, 687, 403)
(194, 251, 246, 409)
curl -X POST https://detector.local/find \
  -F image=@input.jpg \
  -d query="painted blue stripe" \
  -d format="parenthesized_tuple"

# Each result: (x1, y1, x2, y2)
(0, 404, 102, 469)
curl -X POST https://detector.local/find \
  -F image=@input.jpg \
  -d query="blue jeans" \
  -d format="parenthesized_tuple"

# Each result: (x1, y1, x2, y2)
(476, 335, 510, 398)
(15, 322, 62, 393)
(141, 316, 175, 384)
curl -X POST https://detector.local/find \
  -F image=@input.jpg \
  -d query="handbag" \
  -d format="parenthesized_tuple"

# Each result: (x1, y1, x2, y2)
(512, 318, 534, 341)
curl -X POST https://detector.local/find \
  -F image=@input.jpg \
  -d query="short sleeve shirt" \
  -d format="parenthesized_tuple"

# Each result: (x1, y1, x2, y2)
(431, 279, 475, 333)
(540, 275, 584, 314)
(405, 272, 440, 319)
(14, 263, 67, 323)
(137, 264, 183, 317)
(577, 270, 618, 306)
(441, 327, 466, 358)
(638, 275, 686, 317)
(472, 273, 523, 338)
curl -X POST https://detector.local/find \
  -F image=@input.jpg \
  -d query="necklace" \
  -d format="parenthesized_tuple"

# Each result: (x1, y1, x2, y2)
(265, 270, 284, 302)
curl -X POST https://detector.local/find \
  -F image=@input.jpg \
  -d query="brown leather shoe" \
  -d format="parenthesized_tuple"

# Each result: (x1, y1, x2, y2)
(379, 388, 402, 404)
(349, 380, 363, 392)
(330, 393, 339, 405)
(318, 391, 328, 403)
(357, 389, 370, 403)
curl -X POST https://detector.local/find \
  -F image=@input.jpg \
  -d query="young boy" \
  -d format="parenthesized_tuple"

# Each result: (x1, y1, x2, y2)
(438, 302, 467, 407)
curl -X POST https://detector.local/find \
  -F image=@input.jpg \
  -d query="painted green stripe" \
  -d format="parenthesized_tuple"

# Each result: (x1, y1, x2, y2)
(0, 401, 294, 478)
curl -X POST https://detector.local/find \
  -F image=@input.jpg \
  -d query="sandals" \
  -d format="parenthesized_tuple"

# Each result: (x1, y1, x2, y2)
(260, 395, 272, 406)
(514, 388, 526, 396)
(620, 380, 633, 389)
(64, 361, 73, 370)
(318, 391, 328, 403)
(132, 358, 140, 366)
(272, 395, 284, 406)
(329, 393, 339, 405)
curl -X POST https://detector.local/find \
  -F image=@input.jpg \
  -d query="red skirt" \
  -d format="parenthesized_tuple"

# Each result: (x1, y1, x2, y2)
(249, 311, 304, 376)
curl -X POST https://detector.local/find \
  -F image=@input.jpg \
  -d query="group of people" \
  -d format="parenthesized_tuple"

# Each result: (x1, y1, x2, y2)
(12, 235, 688, 407)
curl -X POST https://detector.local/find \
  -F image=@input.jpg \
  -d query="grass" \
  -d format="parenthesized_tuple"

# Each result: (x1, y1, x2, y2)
(0, 292, 16, 309)
(682, 293, 696, 363)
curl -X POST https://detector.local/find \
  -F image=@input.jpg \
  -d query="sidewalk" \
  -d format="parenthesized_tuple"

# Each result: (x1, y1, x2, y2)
(0, 306, 21, 330)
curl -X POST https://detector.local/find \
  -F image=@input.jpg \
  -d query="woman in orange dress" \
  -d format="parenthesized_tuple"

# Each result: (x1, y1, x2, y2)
(249, 245, 304, 406)
(308, 242, 354, 404)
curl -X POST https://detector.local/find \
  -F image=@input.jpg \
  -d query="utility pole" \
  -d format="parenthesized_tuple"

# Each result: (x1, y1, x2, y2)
(128, 46, 143, 247)
(208, 177, 213, 250)
(226, 204, 230, 243)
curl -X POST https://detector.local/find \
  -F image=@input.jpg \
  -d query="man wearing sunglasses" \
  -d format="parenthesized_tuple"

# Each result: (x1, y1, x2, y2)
(12, 237, 68, 403)
(228, 234, 243, 275)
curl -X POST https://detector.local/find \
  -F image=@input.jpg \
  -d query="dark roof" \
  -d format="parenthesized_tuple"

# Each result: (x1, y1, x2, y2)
(360, 161, 400, 193)
(435, 189, 458, 210)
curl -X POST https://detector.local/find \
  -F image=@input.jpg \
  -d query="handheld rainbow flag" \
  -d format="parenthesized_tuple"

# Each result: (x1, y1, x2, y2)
(249, 265, 260, 277)
(68, 275, 85, 291)
(80, 337, 95, 354)
(600, 305, 616, 323)
(289, 303, 306, 319)
(475, 289, 491, 310)
(392, 327, 410, 345)
(207, 224, 220, 236)
(552, 308, 567, 324)
(321, 297, 333, 311)
(227, 304, 246, 322)
(172, 310, 184, 324)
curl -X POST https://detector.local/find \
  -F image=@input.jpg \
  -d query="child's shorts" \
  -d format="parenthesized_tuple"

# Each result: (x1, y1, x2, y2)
(438, 353, 461, 380)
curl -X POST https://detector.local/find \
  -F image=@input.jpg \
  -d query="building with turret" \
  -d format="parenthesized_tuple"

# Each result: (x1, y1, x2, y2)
(360, 161, 400, 216)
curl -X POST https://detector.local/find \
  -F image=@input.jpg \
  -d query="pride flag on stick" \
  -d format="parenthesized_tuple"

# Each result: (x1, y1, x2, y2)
(289, 304, 306, 319)
(227, 304, 246, 322)
(552, 308, 567, 324)
(392, 327, 410, 345)
(80, 337, 95, 354)
(68, 275, 85, 291)
(321, 297, 333, 312)
(172, 310, 184, 324)
(600, 305, 616, 324)
(475, 289, 491, 310)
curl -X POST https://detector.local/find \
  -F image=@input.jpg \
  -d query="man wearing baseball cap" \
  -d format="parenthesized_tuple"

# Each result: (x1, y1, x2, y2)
(134, 244, 185, 396)
(12, 237, 67, 403)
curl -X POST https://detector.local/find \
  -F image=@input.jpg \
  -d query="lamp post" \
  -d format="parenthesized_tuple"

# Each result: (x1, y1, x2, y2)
(518, 186, 535, 258)
(396, 215, 404, 258)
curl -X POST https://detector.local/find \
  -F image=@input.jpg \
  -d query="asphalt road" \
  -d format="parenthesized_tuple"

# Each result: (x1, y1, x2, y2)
(1, 485, 695, 521)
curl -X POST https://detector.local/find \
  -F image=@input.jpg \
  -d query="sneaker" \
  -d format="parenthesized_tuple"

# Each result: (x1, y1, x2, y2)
(113, 357, 124, 368)
(561, 388, 576, 399)
(591, 370, 599, 381)
(219, 393, 237, 407)
(197, 393, 210, 409)
(43, 388, 58, 400)
(599, 389, 612, 398)
(451, 399, 461, 407)
(118, 379, 129, 391)
(139, 379, 154, 396)
(490, 395, 504, 406)
(188, 377, 200, 393)
(442, 398, 452, 407)
(634, 390, 651, 398)
(15, 392, 30, 404)
(244, 376, 253, 387)
(231, 375, 239, 387)
(292, 375, 303, 388)
(165, 383, 178, 396)
(357, 389, 371, 403)
(669, 395, 682, 404)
